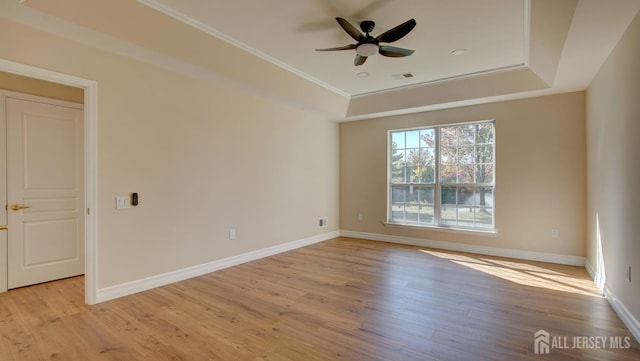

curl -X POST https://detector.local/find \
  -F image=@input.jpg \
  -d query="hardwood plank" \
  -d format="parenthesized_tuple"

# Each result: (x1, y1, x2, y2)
(0, 237, 638, 360)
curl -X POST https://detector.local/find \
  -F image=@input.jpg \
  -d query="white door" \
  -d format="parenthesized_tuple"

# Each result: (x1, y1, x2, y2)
(6, 97, 84, 289)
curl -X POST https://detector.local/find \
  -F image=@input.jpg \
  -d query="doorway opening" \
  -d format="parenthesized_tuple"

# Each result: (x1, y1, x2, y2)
(0, 59, 98, 305)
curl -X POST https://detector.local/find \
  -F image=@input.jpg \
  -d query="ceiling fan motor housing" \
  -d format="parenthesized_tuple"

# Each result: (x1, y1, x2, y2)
(356, 21, 380, 56)
(360, 20, 376, 34)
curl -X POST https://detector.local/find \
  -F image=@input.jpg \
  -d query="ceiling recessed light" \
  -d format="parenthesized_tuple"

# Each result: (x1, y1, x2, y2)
(357, 72, 369, 78)
(451, 49, 466, 56)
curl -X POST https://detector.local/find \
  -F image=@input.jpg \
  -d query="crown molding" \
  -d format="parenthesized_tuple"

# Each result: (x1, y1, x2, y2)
(136, 0, 351, 99)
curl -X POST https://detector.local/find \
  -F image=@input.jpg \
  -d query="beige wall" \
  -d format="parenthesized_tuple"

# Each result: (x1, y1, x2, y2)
(586, 11, 640, 324)
(340, 92, 586, 257)
(0, 18, 339, 288)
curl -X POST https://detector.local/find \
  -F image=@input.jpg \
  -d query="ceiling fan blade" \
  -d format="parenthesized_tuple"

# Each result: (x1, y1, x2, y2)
(316, 44, 356, 51)
(336, 17, 363, 41)
(316, 44, 357, 51)
(375, 18, 416, 43)
(354, 54, 368, 66)
(379, 45, 415, 57)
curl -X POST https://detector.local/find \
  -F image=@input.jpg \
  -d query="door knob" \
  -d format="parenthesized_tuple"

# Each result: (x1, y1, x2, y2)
(9, 204, 30, 211)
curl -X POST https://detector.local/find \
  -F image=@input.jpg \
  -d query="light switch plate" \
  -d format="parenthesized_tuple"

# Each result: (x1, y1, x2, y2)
(116, 196, 131, 209)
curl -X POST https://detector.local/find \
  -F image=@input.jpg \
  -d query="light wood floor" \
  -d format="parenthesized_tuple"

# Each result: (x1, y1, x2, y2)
(1, 237, 638, 360)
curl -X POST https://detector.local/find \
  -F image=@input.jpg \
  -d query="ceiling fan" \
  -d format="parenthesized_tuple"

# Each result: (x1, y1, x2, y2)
(316, 17, 417, 66)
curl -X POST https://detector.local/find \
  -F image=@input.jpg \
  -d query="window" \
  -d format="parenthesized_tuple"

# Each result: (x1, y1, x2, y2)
(389, 121, 495, 230)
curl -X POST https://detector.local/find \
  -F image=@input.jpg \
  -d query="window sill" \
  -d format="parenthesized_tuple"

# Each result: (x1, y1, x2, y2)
(383, 222, 498, 237)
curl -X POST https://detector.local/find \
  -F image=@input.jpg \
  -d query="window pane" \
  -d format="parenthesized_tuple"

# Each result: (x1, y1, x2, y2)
(442, 186, 459, 226)
(390, 186, 408, 221)
(441, 186, 457, 205)
(420, 129, 436, 147)
(478, 187, 494, 208)
(409, 148, 424, 162)
(441, 165, 457, 183)
(424, 148, 435, 165)
(458, 165, 474, 183)
(392, 148, 406, 162)
(458, 125, 475, 145)
(457, 207, 475, 227)
(475, 207, 493, 228)
(416, 186, 434, 204)
(407, 166, 420, 183)
(415, 186, 434, 224)
(405, 201, 419, 222)
(441, 147, 457, 165)
(407, 148, 425, 169)
(441, 127, 457, 146)
(459, 146, 475, 164)
(420, 165, 435, 183)
(405, 185, 422, 222)
(406, 130, 420, 148)
(476, 165, 493, 183)
(476, 123, 494, 144)
(476, 145, 493, 163)
(392, 132, 405, 149)
(391, 149, 406, 183)
(419, 205, 434, 224)
(441, 205, 457, 225)
(458, 187, 475, 206)
(390, 209, 404, 221)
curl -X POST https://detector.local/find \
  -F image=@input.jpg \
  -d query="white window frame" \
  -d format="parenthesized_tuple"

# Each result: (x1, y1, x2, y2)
(387, 120, 496, 232)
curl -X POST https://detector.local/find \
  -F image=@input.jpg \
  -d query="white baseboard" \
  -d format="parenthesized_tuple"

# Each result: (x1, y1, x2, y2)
(584, 258, 596, 280)
(585, 259, 640, 344)
(96, 231, 340, 303)
(603, 285, 640, 344)
(339, 230, 586, 266)
(584, 258, 607, 292)
(584, 259, 639, 343)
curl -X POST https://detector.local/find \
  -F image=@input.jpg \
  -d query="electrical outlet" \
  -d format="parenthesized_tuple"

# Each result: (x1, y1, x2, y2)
(319, 217, 328, 227)
(229, 228, 236, 240)
(358, 213, 363, 221)
(551, 229, 559, 238)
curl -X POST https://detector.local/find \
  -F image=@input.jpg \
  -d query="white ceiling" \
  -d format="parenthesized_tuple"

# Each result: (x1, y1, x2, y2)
(137, 0, 640, 118)
(140, 0, 529, 97)
(4, 0, 640, 119)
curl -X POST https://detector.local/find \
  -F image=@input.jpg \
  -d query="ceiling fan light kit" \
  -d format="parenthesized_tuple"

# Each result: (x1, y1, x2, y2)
(356, 43, 379, 56)
(315, 17, 416, 66)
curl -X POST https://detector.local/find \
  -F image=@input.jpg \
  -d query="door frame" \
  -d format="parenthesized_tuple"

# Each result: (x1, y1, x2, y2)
(0, 59, 98, 305)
